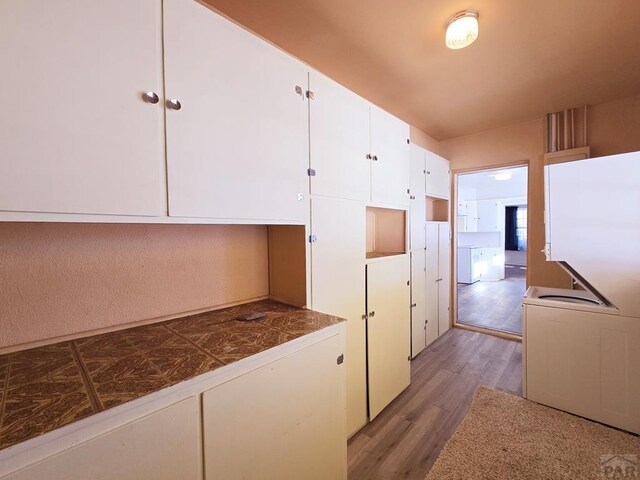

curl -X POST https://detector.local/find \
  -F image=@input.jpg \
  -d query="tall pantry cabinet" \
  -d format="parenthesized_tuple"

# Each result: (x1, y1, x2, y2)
(307, 72, 411, 435)
(409, 144, 451, 358)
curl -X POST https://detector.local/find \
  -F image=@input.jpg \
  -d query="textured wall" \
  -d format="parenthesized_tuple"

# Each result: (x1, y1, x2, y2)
(0, 223, 269, 351)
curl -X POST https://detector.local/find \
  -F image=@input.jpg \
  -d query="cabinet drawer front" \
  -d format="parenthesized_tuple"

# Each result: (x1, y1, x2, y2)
(164, 0, 308, 222)
(0, 0, 165, 216)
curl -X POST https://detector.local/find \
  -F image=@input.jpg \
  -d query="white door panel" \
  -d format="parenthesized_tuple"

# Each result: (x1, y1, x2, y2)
(410, 145, 427, 250)
(425, 152, 450, 199)
(438, 224, 451, 335)
(310, 197, 366, 436)
(411, 250, 427, 357)
(426, 223, 440, 342)
(370, 106, 410, 207)
(164, 0, 308, 221)
(0, 0, 165, 216)
(367, 256, 411, 419)
(309, 72, 370, 202)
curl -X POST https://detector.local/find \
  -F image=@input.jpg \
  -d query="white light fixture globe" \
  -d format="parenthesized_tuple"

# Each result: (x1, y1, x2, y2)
(445, 10, 479, 50)
(494, 172, 512, 181)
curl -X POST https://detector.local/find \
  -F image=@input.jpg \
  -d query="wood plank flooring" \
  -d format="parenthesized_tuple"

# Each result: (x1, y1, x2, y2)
(457, 265, 527, 334)
(347, 328, 522, 480)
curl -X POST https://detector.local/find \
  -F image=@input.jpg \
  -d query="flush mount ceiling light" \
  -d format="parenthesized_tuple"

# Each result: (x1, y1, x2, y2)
(493, 172, 512, 181)
(445, 10, 479, 49)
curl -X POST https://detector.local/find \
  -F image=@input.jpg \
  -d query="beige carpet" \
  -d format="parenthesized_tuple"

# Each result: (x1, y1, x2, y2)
(426, 386, 640, 480)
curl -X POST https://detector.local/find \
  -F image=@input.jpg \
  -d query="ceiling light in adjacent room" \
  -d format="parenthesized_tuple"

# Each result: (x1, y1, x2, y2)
(445, 10, 479, 49)
(494, 172, 512, 181)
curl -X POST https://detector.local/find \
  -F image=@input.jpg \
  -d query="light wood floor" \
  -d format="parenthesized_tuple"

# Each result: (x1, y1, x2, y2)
(347, 328, 522, 480)
(457, 265, 527, 335)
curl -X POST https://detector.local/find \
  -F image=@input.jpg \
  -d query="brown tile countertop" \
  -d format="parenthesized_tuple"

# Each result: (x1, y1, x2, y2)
(0, 300, 344, 451)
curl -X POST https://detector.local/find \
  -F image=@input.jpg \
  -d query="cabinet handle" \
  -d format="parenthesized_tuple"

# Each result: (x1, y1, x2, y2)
(167, 99, 182, 110)
(373, 155, 379, 161)
(369, 311, 375, 318)
(366, 154, 373, 160)
(142, 91, 159, 104)
(410, 303, 417, 308)
(436, 278, 443, 282)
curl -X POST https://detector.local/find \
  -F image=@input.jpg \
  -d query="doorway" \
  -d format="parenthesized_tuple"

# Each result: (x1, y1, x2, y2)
(454, 165, 528, 336)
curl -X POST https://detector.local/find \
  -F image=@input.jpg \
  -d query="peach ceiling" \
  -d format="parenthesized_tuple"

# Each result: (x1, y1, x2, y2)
(203, 0, 640, 140)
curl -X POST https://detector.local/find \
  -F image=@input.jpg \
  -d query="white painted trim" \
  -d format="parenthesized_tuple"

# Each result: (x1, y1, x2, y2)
(0, 211, 305, 225)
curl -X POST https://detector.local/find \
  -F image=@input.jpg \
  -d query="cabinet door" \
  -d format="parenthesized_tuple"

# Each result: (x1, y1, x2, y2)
(476, 200, 499, 232)
(164, 0, 308, 221)
(0, 0, 165, 216)
(438, 224, 451, 336)
(310, 196, 366, 436)
(309, 72, 370, 202)
(409, 145, 427, 250)
(466, 200, 478, 232)
(370, 106, 410, 207)
(425, 152, 450, 199)
(367, 256, 411, 419)
(6, 398, 200, 480)
(203, 334, 347, 480)
(425, 223, 440, 343)
(411, 250, 427, 358)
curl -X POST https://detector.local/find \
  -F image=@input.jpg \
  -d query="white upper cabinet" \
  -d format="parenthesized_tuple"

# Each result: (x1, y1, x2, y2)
(409, 145, 427, 250)
(309, 73, 371, 202)
(164, 0, 308, 222)
(476, 200, 499, 232)
(370, 106, 411, 207)
(425, 151, 450, 199)
(0, 0, 166, 216)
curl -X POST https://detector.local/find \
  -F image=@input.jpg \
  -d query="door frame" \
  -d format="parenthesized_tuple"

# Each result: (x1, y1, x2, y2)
(449, 160, 530, 341)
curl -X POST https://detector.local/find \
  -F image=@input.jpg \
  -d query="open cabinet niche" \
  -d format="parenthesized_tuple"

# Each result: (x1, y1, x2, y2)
(267, 225, 307, 307)
(366, 207, 407, 259)
(426, 196, 449, 222)
(0, 222, 307, 352)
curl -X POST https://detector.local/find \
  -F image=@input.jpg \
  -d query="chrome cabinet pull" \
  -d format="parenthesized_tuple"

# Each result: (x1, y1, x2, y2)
(369, 311, 375, 318)
(167, 99, 182, 110)
(142, 91, 159, 104)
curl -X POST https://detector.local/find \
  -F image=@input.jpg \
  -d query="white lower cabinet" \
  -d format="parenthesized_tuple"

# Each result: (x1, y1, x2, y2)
(366, 256, 411, 419)
(437, 224, 451, 336)
(411, 249, 428, 357)
(426, 222, 451, 340)
(4, 397, 201, 480)
(202, 334, 347, 480)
